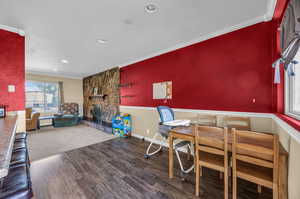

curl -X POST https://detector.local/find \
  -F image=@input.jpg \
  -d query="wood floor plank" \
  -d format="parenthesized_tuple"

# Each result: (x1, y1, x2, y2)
(30, 137, 272, 199)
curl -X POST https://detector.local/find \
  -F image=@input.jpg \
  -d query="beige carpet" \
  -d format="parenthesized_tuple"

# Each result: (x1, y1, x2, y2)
(28, 124, 115, 161)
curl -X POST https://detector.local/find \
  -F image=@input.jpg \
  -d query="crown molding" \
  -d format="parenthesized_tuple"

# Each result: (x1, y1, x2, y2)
(119, 15, 266, 68)
(0, 24, 25, 36)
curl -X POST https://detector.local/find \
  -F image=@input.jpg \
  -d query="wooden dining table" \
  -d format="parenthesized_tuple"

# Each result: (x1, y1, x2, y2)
(168, 125, 289, 199)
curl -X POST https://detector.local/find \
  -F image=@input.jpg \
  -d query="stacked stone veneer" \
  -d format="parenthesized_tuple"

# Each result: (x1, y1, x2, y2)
(83, 67, 120, 120)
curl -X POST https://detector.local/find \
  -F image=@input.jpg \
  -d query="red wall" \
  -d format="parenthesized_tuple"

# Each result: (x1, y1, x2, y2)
(120, 22, 275, 113)
(271, 0, 290, 114)
(0, 29, 25, 111)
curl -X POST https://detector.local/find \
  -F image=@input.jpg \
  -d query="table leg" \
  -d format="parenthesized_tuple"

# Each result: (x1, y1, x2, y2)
(278, 154, 288, 199)
(169, 135, 174, 178)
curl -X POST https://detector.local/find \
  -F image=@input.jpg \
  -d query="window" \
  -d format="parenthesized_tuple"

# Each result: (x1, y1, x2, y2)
(25, 81, 60, 113)
(285, 50, 300, 120)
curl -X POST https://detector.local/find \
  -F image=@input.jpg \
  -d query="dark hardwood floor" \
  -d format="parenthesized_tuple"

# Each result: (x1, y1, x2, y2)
(30, 137, 272, 199)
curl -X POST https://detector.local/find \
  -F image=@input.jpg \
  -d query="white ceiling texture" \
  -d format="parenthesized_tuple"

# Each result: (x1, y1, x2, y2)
(0, 0, 277, 78)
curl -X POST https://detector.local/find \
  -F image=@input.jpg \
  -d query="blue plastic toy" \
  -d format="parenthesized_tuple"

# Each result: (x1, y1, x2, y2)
(112, 114, 132, 137)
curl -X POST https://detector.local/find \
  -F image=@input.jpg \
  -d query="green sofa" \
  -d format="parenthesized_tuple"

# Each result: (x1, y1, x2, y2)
(53, 103, 81, 127)
(53, 114, 81, 127)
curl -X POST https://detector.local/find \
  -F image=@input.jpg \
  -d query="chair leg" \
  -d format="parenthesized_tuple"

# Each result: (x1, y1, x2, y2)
(273, 184, 278, 199)
(233, 169, 237, 199)
(257, 185, 262, 194)
(224, 171, 228, 199)
(195, 151, 200, 196)
(200, 166, 202, 177)
(219, 172, 223, 180)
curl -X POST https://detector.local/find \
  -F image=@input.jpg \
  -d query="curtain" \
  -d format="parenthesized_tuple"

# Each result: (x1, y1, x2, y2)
(281, 2, 296, 52)
(273, 0, 300, 83)
(59, 81, 64, 106)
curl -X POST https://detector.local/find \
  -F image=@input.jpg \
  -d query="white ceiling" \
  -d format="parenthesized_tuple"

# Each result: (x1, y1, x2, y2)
(0, 0, 277, 79)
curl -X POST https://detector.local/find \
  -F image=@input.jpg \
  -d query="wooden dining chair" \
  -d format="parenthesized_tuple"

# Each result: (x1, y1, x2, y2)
(186, 114, 217, 161)
(223, 116, 251, 131)
(197, 114, 217, 126)
(232, 129, 279, 199)
(194, 125, 229, 199)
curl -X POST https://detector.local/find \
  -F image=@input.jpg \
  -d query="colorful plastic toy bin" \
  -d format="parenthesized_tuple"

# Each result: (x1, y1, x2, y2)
(112, 114, 132, 137)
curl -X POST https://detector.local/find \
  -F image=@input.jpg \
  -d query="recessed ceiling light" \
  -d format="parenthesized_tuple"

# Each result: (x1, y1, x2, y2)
(97, 39, 107, 44)
(61, 59, 69, 64)
(53, 68, 58, 72)
(145, 4, 158, 13)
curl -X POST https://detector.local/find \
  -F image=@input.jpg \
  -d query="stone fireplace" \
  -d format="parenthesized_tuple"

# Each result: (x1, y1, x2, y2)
(83, 67, 120, 132)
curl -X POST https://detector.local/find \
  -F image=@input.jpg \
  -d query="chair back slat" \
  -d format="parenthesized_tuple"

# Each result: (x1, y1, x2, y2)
(197, 114, 217, 126)
(198, 145, 225, 156)
(195, 126, 226, 150)
(224, 116, 251, 131)
(236, 154, 274, 168)
(236, 130, 274, 148)
(236, 143, 273, 161)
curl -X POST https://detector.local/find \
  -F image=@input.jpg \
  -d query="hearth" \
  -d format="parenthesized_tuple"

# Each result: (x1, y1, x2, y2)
(83, 103, 119, 134)
(83, 120, 112, 134)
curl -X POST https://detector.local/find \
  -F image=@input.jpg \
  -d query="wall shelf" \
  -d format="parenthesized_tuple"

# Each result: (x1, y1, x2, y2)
(88, 94, 107, 100)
